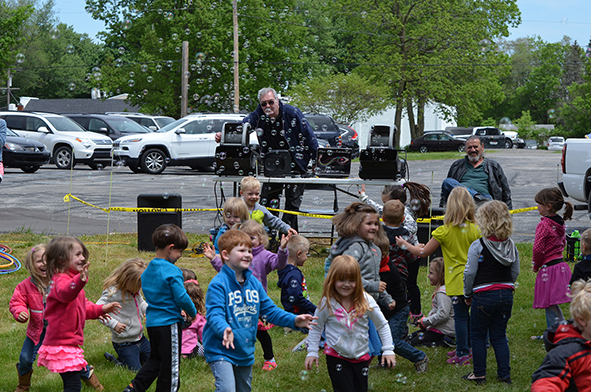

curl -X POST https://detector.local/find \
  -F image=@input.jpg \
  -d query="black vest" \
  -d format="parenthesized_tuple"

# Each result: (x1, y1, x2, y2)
(473, 239, 513, 288)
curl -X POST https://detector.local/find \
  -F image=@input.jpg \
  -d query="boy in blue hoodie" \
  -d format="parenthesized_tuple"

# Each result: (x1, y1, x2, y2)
(124, 224, 197, 392)
(203, 229, 315, 392)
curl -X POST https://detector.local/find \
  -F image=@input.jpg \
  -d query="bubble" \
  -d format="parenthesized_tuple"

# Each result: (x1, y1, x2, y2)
(15, 53, 25, 63)
(97, 163, 104, 170)
(143, 89, 148, 95)
(514, 281, 519, 289)
(335, 364, 342, 371)
(547, 108, 556, 119)
(448, 267, 453, 274)
(156, 64, 162, 72)
(122, 19, 133, 30)
(166, 12, 174, 21)
(172, 33, 178, 41)
(196, 52, 205, 62)
(147, 76, 153, 83)
(167, 60, 173, 68)
(561, 17, 568, 24)
(68, 83, 76, 91)
(331, 57, 337, 63)
(127, 79, 135, 88)
(288, 295, 295, 302)
(115, 58, 123, 67)
(479, 38, 492, 53)
(410, 199, 421, 211)
(499, 117, 511, 125)
(129, 71, 135, 78)
(299, 370, 309, 381)
(118, 46, 125, 54)
(196, 31, 202, 38)
(70, 282, 76, 289)
(362, 367, 369, 376)
(361, 11, 367, 18)
(396, 373, 404, 382)
(452, 296, 459, 305)
(185, 28, 191, 35)
(270, 11, 276, 18)
(50, 27, 60, 39)
(541, 272, 549, 282)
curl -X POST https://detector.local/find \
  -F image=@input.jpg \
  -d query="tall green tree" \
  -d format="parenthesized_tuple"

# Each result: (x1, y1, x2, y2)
(0, 0, 34, 82)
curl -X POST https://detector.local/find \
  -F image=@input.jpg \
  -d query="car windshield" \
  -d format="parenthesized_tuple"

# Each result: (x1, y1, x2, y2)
(549, 137, 564, 142)
(6, 128, 18, 137)
(46, 116, 88, 132)
(155, 117, 175, 128)
(107, 117, 150, 134)
(157, 118, 187, 133)
(306, 116, 338, 132)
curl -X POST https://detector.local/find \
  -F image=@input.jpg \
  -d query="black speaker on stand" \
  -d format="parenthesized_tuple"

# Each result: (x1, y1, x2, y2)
(263, 150, 292, 177)
(137, 194, 182, 252)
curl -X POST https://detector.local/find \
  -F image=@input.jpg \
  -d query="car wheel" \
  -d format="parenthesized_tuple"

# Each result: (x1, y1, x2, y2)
(129, 166, 144, 173)
(140, 148, 166, 174)
(419, 146, 428, 153)
(87, 163, 106, 170)
(457, 144, 465, 153)
(54, 146, 75, 169)
(504, 139, 512, 149)
(21, 166, 40, 173)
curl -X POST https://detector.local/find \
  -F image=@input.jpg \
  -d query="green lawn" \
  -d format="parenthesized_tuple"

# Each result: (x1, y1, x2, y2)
(0, 232, 561, 391)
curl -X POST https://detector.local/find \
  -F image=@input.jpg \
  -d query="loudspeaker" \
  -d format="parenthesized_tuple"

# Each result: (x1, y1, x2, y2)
(214, 145, 256, 176)
(221, 122, 251, 145)
(263, 150, 292, 177)
(315, 147, 352, 177)
(368, 124, 396, 149)
(359, 148, 401, 180)
(137, 194, 182, 252)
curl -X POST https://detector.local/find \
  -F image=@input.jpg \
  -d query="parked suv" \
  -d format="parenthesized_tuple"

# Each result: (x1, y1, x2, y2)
(64, 113, 152, 140)
(446, 126, 511, 148)
(0, 111, 113, 169)
(112, 113, 246, 174)
(107, 113, 175, 131)
(304, 114, 359, 157)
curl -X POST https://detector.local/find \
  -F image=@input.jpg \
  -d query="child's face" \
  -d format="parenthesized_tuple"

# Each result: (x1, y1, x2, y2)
(225, 212, 242, 227)
(295, 247, 309, 267)
(428, 263, 439, 286)
(223, 243, 253, 273)
(34, 251, 47, 279)
(357, 213, 379, 242)
(241, 188, 260, 208)
(68, 243, 87, 272)
(249, 234, 262, 248)
(168, 248, 183, 264)
(537, 203, 553, 217)
(335, 278, 356, 299)
(577, 316, 591, 341)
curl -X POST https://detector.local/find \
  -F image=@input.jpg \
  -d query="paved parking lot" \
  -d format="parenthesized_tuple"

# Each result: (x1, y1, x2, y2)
(0, 149, 587, 243)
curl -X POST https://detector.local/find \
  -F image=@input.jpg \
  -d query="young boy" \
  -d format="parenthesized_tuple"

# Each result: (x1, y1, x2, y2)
(240, 176, 298, 236)
(380, 200, 428, 373)
(532, 279, 591, 391)
(123, 224, 197, 392)
(570, 228, 591, 285)
(277, 235, 316, 316)
(203, 230, 315, 391)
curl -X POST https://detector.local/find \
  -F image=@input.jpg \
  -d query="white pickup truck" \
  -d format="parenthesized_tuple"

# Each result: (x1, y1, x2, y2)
(558, 138, 591, 214)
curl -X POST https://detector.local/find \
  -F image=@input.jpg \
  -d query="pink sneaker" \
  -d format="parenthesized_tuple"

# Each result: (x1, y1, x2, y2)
(0, 161, 3, 183)
(446, 355, 471, 365)
(447, 349, 456, 358)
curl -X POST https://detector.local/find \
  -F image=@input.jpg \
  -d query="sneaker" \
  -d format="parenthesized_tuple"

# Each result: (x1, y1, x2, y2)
(462, 372, 486, 385)
(123, 383, 136, 392)
(447, 349, 456, 358)
(442, 336, 456, 347)
(531, 335, 543, 340)
(498, 377, 512, 385)
(104, 352, 124, 367)
(447, 355, 471, 365)
(292, 336, 308, 352)
(262, 359, 277, 371)
(0, 162, 3, 183)
(410, 312, 423, 327)
(414, 355, 428, 373)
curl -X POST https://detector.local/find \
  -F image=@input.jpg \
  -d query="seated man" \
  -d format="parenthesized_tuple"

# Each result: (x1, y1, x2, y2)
(439, 136, 512, 208)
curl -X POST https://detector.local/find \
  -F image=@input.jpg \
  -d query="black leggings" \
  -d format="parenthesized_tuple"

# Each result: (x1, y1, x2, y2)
(60, 371, 82, 392)
(407, 260, 422, 315)
(326, 355, 371, 392)
(256, 329, 274, 360)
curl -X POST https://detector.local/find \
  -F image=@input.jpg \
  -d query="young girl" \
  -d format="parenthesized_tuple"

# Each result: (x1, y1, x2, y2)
(532, 187, 573, 332)
(462, 201, 519, 385)
(305, 255, 396, 392)
(359, 182, 431, 323)
(397, 187, 480, 366)
(181, 279, 207, 359)
(37, 236, 121, 392)
(10, 244, 48, 392)
(96, 258, 149, 372)
(409, 257, 456, 348)
(204, 219, 291, 370)
(213, 197, 249, 253)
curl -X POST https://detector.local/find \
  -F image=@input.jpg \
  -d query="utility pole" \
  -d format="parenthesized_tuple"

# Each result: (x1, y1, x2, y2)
(232, 0, 239, 113)
(3, 69, 19, 109)
(181, 41, 189, 118)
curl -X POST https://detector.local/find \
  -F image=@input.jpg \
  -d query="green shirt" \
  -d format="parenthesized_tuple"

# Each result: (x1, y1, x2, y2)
(461, 159, 490, 196)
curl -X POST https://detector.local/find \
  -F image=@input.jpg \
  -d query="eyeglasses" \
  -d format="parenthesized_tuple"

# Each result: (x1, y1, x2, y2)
(260, 100, 275, 107)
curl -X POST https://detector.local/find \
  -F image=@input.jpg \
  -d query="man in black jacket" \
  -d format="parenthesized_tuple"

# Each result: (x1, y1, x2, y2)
(439, 136, 512, 208)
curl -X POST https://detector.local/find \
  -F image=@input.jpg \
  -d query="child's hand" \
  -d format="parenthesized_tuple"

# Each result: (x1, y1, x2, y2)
(294, 314, 318, 330)
(304, 356, 318, 370)
(395, 236, 409, 249)
(114, 322, 126, 333)
(203, 243, 216, 260)
(17, 311, 29, 322)
(222, 327, 235, 349)
(418, 317, 427, 330)
(79, 262, 89, 282)
(287, 228, 298, 236)
(280, 232, 293, 250)
(464, 297, 472, 306)
(388, 300, 396, 310)
(381, 354, 396, 368)
(379, 281, 387, 293)
(359, 184, 366, 195)
(103, 302, 122, 316)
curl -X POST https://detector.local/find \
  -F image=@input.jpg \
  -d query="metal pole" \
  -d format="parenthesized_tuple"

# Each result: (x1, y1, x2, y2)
(181, 41, 189, 118)
(7, 69, 11, 109)
(233, 0, 239, 113)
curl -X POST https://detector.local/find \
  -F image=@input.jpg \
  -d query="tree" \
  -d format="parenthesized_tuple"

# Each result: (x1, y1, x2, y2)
(288, 72, 390, 124)
(0, 0, 34, 79)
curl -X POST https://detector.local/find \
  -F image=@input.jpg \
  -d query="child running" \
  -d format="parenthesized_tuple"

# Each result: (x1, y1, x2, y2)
(213, 197, 249, 253)
(37, 237, 120, 392)
(462, 201, 520, 385)
(397, 187, 480, 366)
(181, 279, 207, 359)
(305, 255, 396, 392)
(203, 229, 315, 392)
(10, 244, 48, 392)
(532, 187, 573, 333)
(96, 258, 150, 372)
(409, 257, 455, 348)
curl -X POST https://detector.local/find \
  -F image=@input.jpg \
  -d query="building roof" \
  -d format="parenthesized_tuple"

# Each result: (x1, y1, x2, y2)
(23, 98, 139, 114)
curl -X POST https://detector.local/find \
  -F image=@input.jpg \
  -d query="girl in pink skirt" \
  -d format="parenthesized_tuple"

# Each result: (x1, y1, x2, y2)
(37, 237, 120, 392)
(532, 188, 573, 335)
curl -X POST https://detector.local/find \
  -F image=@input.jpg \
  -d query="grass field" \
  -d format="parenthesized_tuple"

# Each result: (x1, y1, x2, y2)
(0, 231, 566, 391)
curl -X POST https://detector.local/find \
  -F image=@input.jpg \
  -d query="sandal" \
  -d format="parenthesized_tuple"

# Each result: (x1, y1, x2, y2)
(462, 373, 486, 385)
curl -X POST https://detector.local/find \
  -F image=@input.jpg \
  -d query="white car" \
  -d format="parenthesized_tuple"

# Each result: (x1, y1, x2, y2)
(112, 113, 248, 174)
(548, 136, 565, 151)
(0, 111, 113, 169)
(107, 113, 176, 131)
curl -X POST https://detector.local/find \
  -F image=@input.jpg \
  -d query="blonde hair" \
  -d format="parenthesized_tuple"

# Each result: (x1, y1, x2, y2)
(45, 236, 89, 278)
(535, 187, 574, 221)
(223, 197, 249, 225)
(444, 187, 475, 227)
(333, 202, 378, 238)
(320, 255, 371, 316)
(240, 176, 261, 193)
(103, 258, 147, 302)
(569, 279, 591, 329)
(239, 220, 269, 248)
(429, 257, 445, 290)
(288, 235, 310, 255)
(383, 199, 405, 226)
(184, 280, 206, 315)
(476, 200, 513, 240)
(24, 244, 48, 295)
(582, 229, 591, 254)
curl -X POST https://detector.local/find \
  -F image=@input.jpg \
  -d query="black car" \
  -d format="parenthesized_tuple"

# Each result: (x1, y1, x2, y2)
(3, 128, 50, 172)
(64, 113, 152, 140)
(304, 114, 359, 157)
(337, 123, 360, 158)
(409, 131, 465, 153)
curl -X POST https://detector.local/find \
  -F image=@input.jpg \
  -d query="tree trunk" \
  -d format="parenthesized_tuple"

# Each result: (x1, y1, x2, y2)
(416, 97, 426, 139)
(407, 99, 416, 142)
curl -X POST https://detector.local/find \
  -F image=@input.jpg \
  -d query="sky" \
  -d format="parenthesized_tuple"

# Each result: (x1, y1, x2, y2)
(53, 0, 591, 45)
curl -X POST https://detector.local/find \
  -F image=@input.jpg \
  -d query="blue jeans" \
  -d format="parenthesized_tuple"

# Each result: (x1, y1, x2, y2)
(388, 305, 426, 363)
(113, 335, 151, 372)
(209, 360, 252, 392)
(545, 305, 564, 329)
(0, 119, 6, 162)
(367, 318, 382, 357)
(18, 328, 46, 375)
(452, 296, 471, 357)
(471, 289, 513, 379)
(441, 178, 491, 205)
